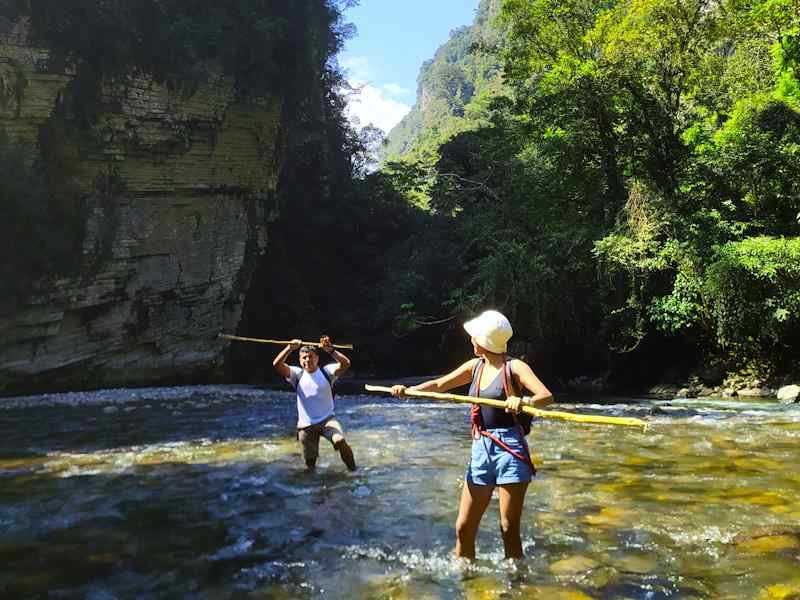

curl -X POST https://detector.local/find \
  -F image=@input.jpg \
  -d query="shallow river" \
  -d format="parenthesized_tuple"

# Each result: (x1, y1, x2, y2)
(1, 386, 799, 599)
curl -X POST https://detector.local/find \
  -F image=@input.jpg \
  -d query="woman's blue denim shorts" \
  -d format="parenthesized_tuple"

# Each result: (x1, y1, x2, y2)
(465, 427, 534, 486)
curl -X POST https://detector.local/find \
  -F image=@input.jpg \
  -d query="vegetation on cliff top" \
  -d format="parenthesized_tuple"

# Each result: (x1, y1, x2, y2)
(4, 0, 355, 122)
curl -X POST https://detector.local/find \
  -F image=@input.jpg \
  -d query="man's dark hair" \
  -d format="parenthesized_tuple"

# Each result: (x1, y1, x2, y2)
(299, 345, 319, 355)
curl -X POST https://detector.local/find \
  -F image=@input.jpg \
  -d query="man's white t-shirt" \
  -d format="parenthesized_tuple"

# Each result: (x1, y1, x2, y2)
(286, 364, 339, 428)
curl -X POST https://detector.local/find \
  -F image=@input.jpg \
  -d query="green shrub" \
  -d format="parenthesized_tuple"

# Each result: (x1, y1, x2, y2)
(705, 236, 800, 356)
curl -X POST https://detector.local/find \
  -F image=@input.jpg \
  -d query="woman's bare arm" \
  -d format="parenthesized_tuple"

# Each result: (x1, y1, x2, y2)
(511, 359, 553, 408)
(391, 359, 479, 396)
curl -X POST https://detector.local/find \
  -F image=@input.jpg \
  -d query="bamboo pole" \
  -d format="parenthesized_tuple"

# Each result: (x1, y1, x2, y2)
(364, 385, 648, 431)
(219, 333, 354, 350)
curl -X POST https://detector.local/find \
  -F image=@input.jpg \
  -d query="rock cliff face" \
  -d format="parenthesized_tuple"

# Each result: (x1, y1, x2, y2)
(0, 19, 284, 393)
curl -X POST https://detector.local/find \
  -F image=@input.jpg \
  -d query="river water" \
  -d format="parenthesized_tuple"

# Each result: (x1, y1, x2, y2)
(1, 386, 799, 599)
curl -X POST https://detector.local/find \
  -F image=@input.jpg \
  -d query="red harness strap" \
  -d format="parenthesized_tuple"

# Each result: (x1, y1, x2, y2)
(470, 358, 535, 473)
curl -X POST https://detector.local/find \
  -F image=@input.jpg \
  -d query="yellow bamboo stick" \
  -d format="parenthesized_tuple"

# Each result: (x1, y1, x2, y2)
(364, 385, 648, 431)
(219, 333, 354, 350)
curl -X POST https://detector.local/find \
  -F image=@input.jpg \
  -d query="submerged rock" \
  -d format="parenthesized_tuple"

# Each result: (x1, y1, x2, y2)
(519, 586, 595, 600)
(550, 555, 601, 575)
(613, 554, 658, 574)
(732, 527, 800, 555)
(582, 506, 632, 527)
(756, 578, 800, 600)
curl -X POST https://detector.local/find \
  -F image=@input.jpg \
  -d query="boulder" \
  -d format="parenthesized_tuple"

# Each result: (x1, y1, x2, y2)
(777, 385, 800, 404)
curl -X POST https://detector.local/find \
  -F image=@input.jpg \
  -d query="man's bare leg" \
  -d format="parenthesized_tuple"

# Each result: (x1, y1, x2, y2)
(335, 440, 356, 471)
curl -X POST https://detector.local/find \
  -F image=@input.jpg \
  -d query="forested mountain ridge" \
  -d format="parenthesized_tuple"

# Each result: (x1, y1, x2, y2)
(382, 0, 506, 160)
(376, 0, 800, 393)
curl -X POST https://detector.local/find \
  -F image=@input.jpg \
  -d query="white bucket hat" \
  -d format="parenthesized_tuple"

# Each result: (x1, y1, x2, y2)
(463, 310, 513, 354)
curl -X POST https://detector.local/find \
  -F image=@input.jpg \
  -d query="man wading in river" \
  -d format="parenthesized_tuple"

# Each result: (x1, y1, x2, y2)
(273, 336, 356, 472)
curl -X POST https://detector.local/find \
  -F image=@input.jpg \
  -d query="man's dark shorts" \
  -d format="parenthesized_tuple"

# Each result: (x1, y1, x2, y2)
(297, 416, 345, 463)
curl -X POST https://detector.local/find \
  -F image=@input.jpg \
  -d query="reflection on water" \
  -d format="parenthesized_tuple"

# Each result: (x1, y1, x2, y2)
(1, 386, 799, 598)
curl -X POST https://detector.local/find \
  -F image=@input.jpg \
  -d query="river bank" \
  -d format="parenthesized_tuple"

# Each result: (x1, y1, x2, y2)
(3, 364, 799, 406)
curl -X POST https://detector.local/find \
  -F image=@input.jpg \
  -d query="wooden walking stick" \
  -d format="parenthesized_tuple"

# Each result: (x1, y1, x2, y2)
(364, 385, 648, 431)
(219, 333, 354, 350)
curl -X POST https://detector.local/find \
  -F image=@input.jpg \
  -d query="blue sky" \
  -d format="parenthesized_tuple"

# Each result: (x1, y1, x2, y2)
(339, 0, 480, 134)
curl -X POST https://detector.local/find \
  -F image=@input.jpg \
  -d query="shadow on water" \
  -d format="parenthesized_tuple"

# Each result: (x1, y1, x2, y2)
(0, 387, 392, 458)
(0, 460, 419, 598)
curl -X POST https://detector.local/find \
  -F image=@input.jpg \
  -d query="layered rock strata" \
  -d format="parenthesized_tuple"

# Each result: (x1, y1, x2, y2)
(0, 19, 282, 393)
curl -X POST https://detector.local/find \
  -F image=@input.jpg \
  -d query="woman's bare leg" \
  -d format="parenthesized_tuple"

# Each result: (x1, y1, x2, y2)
(497, 482, 529, 558)
(454, 482, 494, 559)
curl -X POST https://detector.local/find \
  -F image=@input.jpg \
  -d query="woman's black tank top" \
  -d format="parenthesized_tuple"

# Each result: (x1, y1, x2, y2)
(468, 360, 518, 429)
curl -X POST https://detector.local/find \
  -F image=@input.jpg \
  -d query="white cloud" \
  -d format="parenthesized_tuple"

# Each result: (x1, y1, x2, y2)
(345, 83, 412, 134)
(383, 83, 413, 97)
(341, 55, 372, 82)
(339, 57, 412, 133)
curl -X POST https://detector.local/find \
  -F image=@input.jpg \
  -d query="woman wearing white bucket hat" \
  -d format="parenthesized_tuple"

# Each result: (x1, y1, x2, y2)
(391, 310, 552, 560)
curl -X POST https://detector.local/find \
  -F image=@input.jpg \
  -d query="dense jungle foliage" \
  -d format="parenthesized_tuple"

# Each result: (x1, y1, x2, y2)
(379, 0, 800, 385)
(3, 0, 800, 388)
